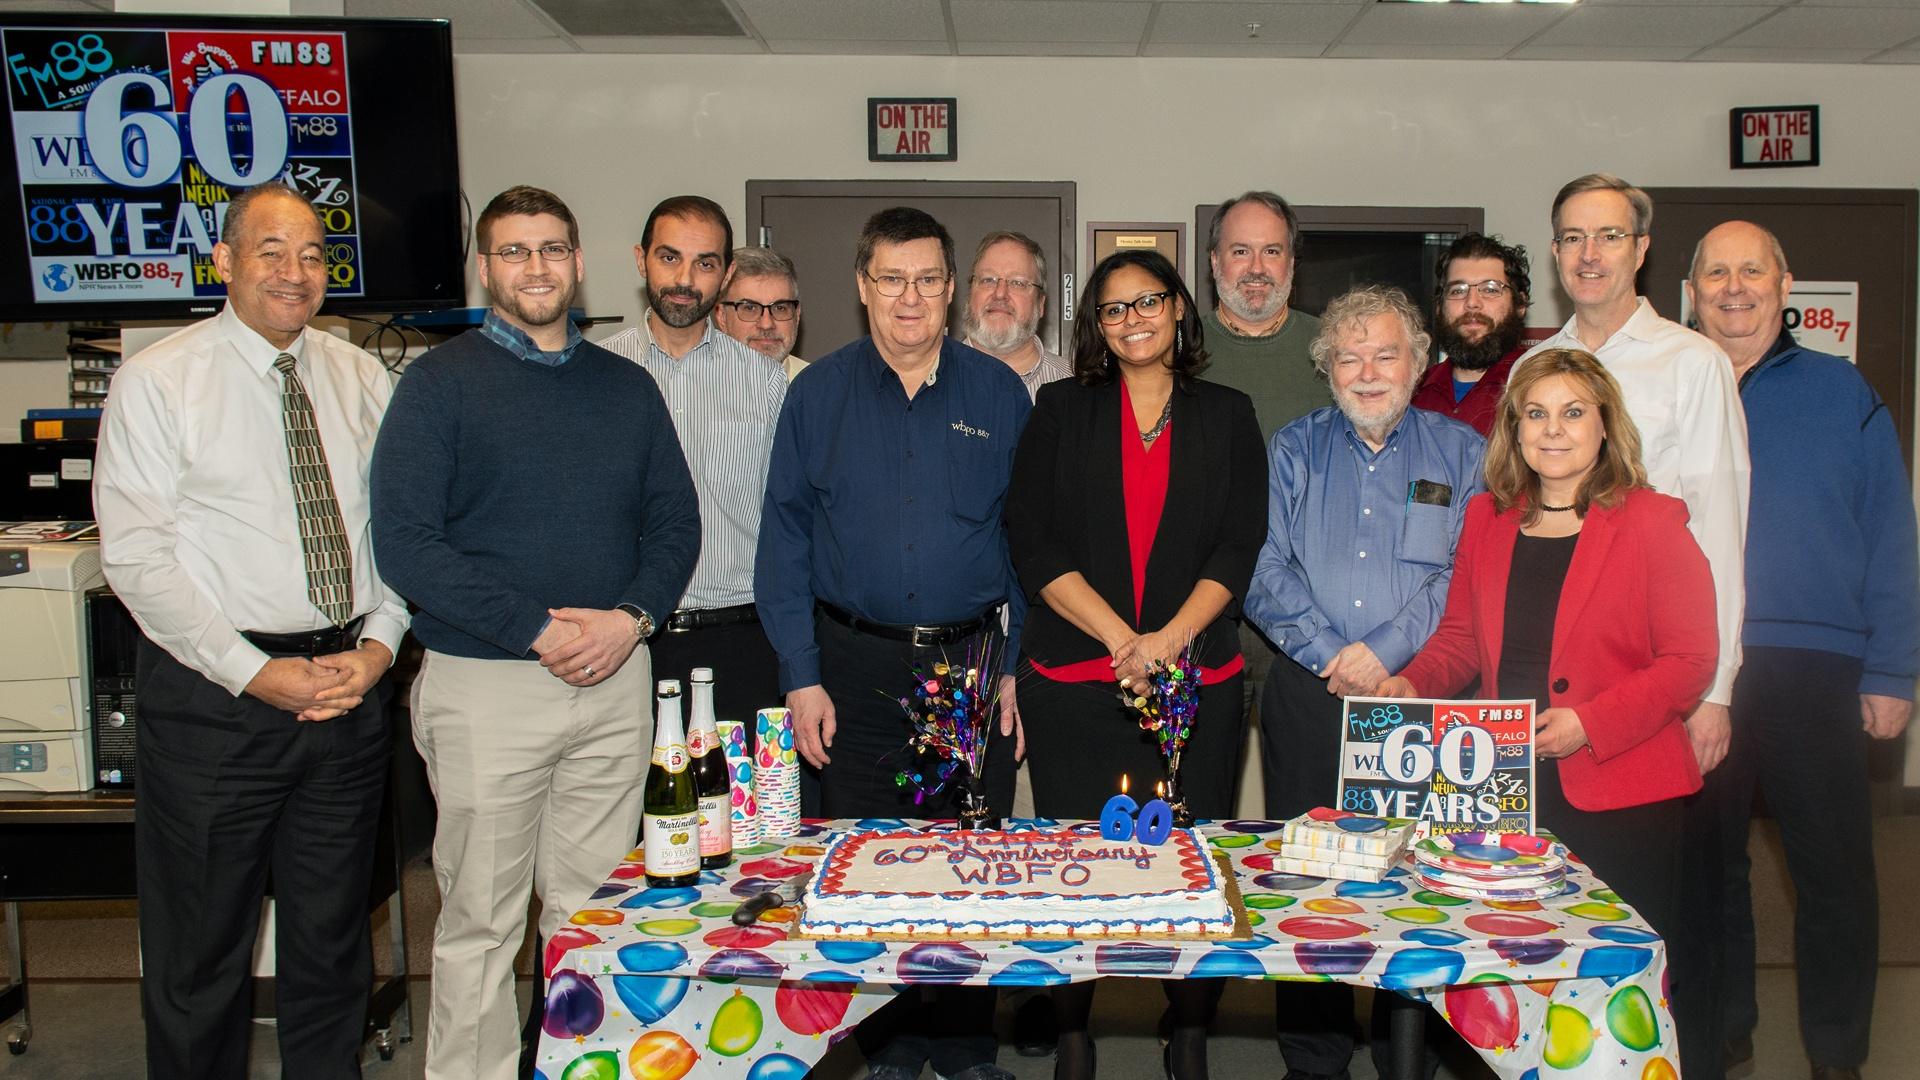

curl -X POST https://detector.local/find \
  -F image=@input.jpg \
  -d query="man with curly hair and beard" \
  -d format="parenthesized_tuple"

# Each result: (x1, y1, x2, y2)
(1411, 233, 1531, 436)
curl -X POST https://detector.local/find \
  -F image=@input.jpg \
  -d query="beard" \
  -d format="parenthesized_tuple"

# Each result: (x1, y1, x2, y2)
(1217, 269, 1292, 326)
(965, 304, 1036, 355)
(495, 276, 577, 332)
(1434, 307, 1525, 371)
(1332, 378, 1415, 444)
(649, 282, 718, 329)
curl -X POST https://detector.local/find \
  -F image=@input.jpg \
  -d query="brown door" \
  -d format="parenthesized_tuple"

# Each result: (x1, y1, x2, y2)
(746, 180, 1075, 360)
(1640, 187, 1918, 465)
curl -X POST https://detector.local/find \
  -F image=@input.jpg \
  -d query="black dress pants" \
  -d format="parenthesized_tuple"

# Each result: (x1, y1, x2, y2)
(1709, 646, 1877, 1068)
(135, 639, 390, 1080)
(816, 611, 1015, 1076)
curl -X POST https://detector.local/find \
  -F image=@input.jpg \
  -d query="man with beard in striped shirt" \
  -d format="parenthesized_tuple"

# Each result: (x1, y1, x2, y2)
(604, 195, 788, 725)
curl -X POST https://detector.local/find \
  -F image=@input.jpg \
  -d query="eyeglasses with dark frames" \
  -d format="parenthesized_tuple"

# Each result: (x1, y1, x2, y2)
(718, 299, 799, 321)
(1096, 291, 1173, 325)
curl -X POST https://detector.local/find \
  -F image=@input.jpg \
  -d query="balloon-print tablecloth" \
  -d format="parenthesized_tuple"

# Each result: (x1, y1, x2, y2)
(538, 819, 1678, 1080)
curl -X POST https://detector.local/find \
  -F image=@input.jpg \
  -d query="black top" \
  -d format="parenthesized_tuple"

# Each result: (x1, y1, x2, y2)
(1005, 377, 1268, 671)
(1496, 532, 1580, 710)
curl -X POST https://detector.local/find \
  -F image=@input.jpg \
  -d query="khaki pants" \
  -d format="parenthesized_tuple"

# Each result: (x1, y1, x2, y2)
(411, 649, 652, 1080)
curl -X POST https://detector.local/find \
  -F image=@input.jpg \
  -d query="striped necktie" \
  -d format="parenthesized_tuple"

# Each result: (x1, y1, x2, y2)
(274, 352, 355, 627)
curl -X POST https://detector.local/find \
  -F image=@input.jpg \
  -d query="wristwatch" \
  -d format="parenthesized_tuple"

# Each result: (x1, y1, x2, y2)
(616, 603, 656, 639)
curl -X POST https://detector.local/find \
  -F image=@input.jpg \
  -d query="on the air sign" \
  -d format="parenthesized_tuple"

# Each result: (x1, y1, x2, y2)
(868, 97, 957, 163)
(1730, 105, 1819, 169)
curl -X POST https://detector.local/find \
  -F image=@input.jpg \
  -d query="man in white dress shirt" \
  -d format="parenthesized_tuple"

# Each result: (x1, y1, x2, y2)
(94, 182, 409, 1080)
(1519, 172, 1750, 1080)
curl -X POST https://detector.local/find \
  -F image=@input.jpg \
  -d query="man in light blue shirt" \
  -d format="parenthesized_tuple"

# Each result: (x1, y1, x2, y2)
(1245, 285, 1484, 1080)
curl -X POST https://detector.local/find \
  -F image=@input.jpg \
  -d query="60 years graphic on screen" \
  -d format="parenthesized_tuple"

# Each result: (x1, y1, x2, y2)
(6, 24, 364, 305)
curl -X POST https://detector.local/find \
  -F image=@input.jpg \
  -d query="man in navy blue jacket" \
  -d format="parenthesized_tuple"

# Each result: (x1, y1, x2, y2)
(1687, 220, 1917, 1080)
(371, 186, 698, 1080)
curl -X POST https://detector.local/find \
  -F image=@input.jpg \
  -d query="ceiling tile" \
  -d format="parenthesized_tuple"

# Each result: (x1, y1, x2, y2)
(1530, 4, 1774, 47)
(539, 0, 745, 38)
(1324, 41, 1515, 59)
(1508, 43, 1703, 61)
(951, 1, 1150, 44)
(957, 40, 1140, 54)
(1717, 6, 1920, 48)
(1339, 3, 1570, 47)
(1148, 3, 1358, 46)
(766, 37, 951, 54)
(347, 0, 558, 40)
(1693, 44, 1881, 61)
(456, 36, 579, 53)
(1138, 39, 1325, 56)
(734, 0, 947, 41)
(571, 35, 767, 54)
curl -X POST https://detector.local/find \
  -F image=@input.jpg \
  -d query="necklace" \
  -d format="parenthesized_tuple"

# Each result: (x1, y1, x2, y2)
(1140, 396, 1174, 447)
(1539, 501, 1575, 513)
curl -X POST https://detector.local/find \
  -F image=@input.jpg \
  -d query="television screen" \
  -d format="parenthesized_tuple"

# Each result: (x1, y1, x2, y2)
(0, 14, 462, 320)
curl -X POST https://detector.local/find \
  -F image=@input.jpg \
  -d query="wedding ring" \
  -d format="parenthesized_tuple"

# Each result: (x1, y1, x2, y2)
(584, 666, 595, 677)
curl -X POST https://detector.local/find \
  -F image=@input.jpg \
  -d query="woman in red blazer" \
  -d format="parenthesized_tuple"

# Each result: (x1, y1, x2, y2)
(1378, 347, 1716, 943)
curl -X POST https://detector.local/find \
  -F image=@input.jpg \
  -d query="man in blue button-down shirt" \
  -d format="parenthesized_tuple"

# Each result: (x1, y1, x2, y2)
(754, 207, 1029, 1080)
(1246, 286, 1485, 1080)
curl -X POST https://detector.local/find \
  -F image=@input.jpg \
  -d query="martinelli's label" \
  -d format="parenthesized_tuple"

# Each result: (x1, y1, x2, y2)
(688, 726, 715, 755)
(651, 742, 689, 771)
(642, 811, 700, 876)
(697, 794, 730, 856)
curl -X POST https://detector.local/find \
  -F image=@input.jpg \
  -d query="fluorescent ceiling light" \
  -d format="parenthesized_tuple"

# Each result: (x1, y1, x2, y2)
(1388, 1, 1579, 6)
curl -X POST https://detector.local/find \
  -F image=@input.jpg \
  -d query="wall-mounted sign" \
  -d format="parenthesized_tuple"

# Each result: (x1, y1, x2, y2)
(868, 97, 956, 162)
(1087, 221, 1187, 281)
(1730, 105, 1819, 169)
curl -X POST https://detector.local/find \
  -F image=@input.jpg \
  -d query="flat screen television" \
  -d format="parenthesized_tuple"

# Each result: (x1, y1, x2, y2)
(0, 13, 463, 321)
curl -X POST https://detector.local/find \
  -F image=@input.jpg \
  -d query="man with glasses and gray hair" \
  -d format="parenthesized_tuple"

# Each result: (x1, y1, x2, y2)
(715, 244, 808, 380)
(756, 205, 1029, 1080)
(963, 229, 1070, 399)
(1519, 172, 1749, 1080)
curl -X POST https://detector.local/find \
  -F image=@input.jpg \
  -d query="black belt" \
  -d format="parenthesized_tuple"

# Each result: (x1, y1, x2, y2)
(817, 602, 997, 647)
(242, 617, 364, 657)
(665, 603, 759, 633)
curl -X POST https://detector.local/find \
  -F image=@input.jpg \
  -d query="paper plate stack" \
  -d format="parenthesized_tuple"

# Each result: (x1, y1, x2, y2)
(1412, 832, 1568, 901)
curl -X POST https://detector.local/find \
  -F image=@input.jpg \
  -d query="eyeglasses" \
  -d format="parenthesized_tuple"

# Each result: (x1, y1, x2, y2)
(1443, 280, 1514, 301)
(864, 271, 950, 298)
(1552, 230, 1640, 251)
(718, 299, 799, 321)
(482, 243, 575, 263)
(970, 274, 1041, 295)
(1096, 291, 1173, 325)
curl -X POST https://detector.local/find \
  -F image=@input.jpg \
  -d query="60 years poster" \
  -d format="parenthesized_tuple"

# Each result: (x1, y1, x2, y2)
(1337, 696, 1536, 835)
(5, 23, 364, 305)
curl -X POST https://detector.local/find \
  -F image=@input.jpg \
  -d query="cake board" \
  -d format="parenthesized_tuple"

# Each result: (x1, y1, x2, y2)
(789, 850, 1253, 942)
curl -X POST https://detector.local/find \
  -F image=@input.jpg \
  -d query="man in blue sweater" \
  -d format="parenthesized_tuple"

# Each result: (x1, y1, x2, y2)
(1687, 220, 1917, 1080)
(370, 186, 699, 1080)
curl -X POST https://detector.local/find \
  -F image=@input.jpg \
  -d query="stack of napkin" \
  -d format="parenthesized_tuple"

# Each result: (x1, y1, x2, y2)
(1271, 808, 1419, 883)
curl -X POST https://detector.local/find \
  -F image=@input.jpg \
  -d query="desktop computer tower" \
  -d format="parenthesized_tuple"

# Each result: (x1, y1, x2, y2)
(87, 587, 139, 788)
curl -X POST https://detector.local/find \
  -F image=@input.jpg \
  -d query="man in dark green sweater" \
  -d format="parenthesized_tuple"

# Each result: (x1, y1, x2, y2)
(370, 185, 698, 1080)
(1202, 190, 1326, 442)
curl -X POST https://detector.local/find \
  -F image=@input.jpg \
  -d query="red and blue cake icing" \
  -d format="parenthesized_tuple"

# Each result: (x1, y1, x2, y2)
(798, 824, 1235, 938)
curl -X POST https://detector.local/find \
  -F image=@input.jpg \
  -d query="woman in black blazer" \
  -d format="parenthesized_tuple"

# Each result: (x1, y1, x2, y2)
(1006, 250, 1268, 1080)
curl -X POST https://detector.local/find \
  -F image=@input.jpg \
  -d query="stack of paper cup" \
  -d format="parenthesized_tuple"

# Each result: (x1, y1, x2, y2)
(753, 707, 803, 840)
(716, 719, 759, 848)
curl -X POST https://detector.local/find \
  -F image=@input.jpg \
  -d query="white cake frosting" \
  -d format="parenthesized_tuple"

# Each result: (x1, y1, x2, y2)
(799, 825, 1235, 938)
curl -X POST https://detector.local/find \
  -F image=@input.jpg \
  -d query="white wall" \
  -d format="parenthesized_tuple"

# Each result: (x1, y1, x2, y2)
(450, 53, 1920, 335)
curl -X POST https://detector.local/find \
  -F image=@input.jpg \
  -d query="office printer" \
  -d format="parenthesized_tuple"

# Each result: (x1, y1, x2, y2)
(0, 526, 103, 791)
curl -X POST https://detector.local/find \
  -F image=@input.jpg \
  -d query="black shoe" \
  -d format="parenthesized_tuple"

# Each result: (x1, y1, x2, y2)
(1015, 993, 1059, 1057)
(1281, 1072, 1352, 1080)
(1811, 1067, 1863, 1080)
(1055, 1031, 1095, 1080)
(1725, 1033, 1754, 1068)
